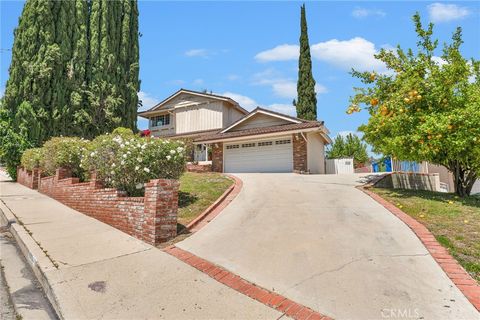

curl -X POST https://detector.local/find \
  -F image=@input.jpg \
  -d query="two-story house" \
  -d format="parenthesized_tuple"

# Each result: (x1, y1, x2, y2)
(138, 89, 331, 173)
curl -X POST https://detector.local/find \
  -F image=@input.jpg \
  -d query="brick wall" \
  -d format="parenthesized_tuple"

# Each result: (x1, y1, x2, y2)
(211, 142, 223, 172)
(18, 167, 179, 245)
(17, 167, 40, 189)
(186, 163, 212, 173)
(293, 133, 307, 172)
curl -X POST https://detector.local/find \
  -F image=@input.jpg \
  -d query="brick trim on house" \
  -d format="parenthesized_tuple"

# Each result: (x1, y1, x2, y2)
(17, 167, 179, 245)
(293, 133, 307, 172)
(212, 142, 223, 172)
(186, 163, 212, 173)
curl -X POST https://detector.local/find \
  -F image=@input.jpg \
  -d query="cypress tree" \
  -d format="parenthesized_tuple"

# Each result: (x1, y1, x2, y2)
(296, 4, 317, 121)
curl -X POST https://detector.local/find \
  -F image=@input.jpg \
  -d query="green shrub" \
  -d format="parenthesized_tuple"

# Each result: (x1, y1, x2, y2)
(0, 120, 31, 180)
(40, 137, 89, 178)
(81, 133, 186, 196)
(20, 148, 43, 171)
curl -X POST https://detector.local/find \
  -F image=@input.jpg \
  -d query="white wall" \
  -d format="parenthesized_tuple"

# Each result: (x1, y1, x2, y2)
(175, 101, 224, 134)
(306, 132, 325, 174)
(223, 103, 245, 128)
(326, 158, 354, 174)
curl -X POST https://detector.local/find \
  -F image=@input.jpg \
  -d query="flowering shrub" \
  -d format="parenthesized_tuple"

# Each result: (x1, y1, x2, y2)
(40, 137, 89, 178)
(81, 130, 186, 196)
(20, 148, 44, 171)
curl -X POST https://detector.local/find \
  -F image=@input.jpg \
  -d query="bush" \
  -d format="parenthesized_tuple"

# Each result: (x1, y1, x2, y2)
(20, 148, 43, 171)
(0, 107, 32, 180)
(40, 137, 89, 178)
(81, 133, 186, 196)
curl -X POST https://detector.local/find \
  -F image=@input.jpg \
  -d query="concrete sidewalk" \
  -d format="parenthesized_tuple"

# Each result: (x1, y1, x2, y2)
(0, 175, 282, 319)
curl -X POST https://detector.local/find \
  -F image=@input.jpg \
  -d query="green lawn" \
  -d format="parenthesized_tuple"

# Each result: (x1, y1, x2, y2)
(372, 188, 480, 282)
(177, 172, 233, 227)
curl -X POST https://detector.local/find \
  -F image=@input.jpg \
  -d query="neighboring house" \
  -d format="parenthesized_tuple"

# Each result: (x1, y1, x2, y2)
(138, 89, 331, 173)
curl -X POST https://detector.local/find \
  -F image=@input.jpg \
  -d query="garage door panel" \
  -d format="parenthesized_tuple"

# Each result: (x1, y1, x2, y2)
(224, 137, 293, 173)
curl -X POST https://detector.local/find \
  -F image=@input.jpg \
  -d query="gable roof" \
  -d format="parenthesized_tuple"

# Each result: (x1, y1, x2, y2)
(220, 107, 314, 133)
(194, 121, 327, 143)
(138, 89, 248, 117)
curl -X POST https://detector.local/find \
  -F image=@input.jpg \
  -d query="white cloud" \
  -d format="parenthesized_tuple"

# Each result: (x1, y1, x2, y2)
(272, 81, 297, 99)
(315, 84, 328, 94)
(137, 91, 158, 112)
(351, 8, 386, 18)
(0, 86, 4, 99)
(335, 131, 362, 138)
(221, 92, 296, 116)
(265, 103, 296, 116)
(227, 74, 240, 81)
(311, 37, 387, 72)
(255, 44, 299, 62)
(185, 49, 209, 57)
(255, 38, 387, 72)
(428, 3, 471, 23)
(222, 92, 258, 110)
(192, 78, 204, 86)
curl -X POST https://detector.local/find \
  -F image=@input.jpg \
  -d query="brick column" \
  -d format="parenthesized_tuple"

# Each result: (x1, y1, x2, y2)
(211, 142, 223, 172)
(55, 168, 72, 181)
(144, 179, 180, 245)
(31, 168, 40, 189)
(293, 133, 308, 173)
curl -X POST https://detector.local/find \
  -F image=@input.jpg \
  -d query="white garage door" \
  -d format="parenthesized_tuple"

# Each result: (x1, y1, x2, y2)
(224, 137, 293, 173)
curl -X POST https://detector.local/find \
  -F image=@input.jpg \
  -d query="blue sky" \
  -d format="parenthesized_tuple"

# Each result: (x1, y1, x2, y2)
(1, 1, 479, 138)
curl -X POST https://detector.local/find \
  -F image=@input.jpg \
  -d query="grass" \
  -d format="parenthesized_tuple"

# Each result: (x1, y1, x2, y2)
(371, 188, 480, 282)
(177, 172, 233, 227)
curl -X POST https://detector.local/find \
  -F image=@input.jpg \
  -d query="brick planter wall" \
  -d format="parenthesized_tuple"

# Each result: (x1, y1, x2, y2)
(212, 142, 223, 172)
(292, 133, 307, 172)
(186, 163, 212, 173)
(18, 167, 179, 245)
(17, 167, 40, 189)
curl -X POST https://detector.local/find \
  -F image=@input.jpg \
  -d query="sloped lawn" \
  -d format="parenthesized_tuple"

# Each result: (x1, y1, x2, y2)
(177, 172, 233, 227)
(372, 188, 480, 282)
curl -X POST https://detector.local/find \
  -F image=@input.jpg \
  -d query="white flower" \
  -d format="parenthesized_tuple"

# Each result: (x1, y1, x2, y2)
(90, 152, 96, 157)
(137, 157, 142, 162)
(137, 144, 141, 148)
(135, 165, 140, 171)
(176, 146, 184, 152)
(110, 170, 115, 175)
(135, 183, 143, 190)
(127, 151, 131, 155)
(144, 167, 150, 173)
(141, 144, 146, 150)
(166, 155, 171, 160)
(121, 160, 125, 165)
(112, 163, 116, 167)
(120, 144, 125, 148)
(125, 141, 130, 145)
(123, 154, 127, 158)
(170, 149, 176, 154)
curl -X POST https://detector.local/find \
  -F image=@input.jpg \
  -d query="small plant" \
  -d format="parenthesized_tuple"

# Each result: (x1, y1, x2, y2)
(40, 137, 89, 178)
(20, 148, 43, 171)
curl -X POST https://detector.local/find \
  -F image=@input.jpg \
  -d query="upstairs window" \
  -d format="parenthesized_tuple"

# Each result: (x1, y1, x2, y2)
(151, 114, 170, 127)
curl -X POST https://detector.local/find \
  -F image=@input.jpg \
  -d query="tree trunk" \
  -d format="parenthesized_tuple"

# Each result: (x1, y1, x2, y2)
(450, 161, 478, 197)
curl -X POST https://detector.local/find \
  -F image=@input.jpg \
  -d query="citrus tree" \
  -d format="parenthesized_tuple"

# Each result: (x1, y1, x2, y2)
(348, 13, 480, 197)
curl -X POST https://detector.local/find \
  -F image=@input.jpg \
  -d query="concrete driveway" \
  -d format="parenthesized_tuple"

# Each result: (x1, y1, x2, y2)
(178, 173, 479, 320)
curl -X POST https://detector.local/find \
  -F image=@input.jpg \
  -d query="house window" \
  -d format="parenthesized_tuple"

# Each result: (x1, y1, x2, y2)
(151, 114, 170, 127)
(258, 141, 273, 146)
(275, 139, 291, 145)
(241, 143, 255, 148)
(226, 144, 240, 149)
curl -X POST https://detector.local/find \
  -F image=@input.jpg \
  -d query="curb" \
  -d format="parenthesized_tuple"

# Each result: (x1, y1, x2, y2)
(185, 174, 243, 232)
(164, 245, 332, 320)
(0, 200, 64, 319)
(359, 186, 480, 311)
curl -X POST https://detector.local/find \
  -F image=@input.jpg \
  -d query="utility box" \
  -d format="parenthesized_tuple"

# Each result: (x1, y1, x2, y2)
(326, 158, 354, 174)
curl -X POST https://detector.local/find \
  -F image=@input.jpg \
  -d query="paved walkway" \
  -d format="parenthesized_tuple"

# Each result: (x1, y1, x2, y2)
(0, 175, 282, 319)
(178, 173, 479, 320)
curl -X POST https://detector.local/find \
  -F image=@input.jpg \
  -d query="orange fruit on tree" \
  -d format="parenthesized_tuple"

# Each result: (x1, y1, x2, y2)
(370, 98, 379, 106)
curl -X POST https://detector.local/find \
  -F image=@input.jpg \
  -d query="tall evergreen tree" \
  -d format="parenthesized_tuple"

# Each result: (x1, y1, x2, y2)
(296, 4, 317, 121)
(87, 0, 139, 137)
